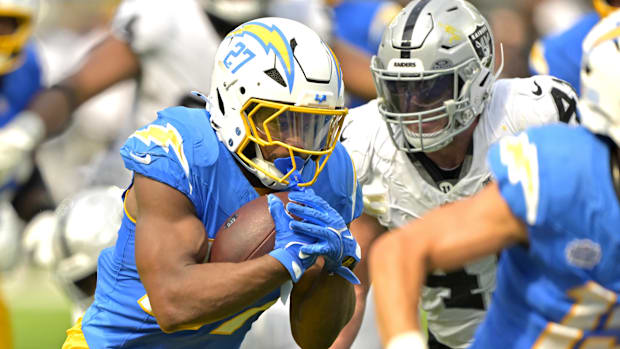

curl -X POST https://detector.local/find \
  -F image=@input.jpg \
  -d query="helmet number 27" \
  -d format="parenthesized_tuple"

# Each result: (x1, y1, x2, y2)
(223, 42, 256, 74)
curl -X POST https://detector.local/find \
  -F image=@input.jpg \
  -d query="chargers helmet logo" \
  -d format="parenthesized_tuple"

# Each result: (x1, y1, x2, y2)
(228, 21, 296, 93)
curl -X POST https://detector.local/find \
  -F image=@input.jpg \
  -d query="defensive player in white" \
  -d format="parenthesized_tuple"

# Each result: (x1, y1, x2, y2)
(0, 0, 332, 190)
(370, 10, 620, 348)
(341, 1, 578, 348)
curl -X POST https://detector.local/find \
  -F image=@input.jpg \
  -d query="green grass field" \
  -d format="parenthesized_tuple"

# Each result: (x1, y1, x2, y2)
(3, 266, 72, 349)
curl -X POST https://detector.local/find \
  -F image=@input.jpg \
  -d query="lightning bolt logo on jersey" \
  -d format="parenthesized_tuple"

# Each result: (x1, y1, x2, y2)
(79, 106, 363, 348)
(474, 124, 620, 348)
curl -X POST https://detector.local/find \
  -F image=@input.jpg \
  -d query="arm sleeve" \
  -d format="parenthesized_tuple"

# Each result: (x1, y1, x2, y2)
(120, 107, 210, 212)
(111, 0, 176, 54)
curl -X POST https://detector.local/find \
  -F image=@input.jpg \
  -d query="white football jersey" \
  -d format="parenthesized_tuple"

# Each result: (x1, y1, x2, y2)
(342, 76, 577, 348)
(112, 0, 220, 129)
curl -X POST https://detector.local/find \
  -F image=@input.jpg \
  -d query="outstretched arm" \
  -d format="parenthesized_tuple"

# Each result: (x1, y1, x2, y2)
(330, 213, 386, 349)
(33, 35, 140, 137)
(369, 182, 528, 347)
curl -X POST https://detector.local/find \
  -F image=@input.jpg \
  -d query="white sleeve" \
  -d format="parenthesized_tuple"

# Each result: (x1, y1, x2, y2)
(340, 100, 382, 185)
(492, 76, 579, 135)
(111, 0, 178, 54)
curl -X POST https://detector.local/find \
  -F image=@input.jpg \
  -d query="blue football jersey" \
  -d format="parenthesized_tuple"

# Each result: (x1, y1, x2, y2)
(529, 12, 600, 95)
(472, 124, 620, 348)
(0, 43, 42, 128)
(81, 106, 363, 348)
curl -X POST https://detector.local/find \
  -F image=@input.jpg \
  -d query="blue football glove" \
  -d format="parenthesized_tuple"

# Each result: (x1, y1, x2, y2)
(267, 193, 317, 282)
(286, 190, 361, 285)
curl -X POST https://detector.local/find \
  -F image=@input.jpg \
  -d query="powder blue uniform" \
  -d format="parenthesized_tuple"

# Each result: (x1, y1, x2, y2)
(0, 42, 42, 193)
(81, 106, 363, 348)
(0, 43, 41, 128)
(529, 12, 599, 94)
(472, 124, 620, 348)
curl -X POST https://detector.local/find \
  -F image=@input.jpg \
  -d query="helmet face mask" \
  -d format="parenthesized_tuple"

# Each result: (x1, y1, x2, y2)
(372, 0, 496, 153)
(0, 0, 37, 74)
(593, 0, 620, 18)
(208, 18, 346, 189)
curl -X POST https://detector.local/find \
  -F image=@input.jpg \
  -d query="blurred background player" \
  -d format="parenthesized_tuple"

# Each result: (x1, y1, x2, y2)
(529, 0, 620, 93)
(370, 9, 620, 348)
(0, 1, 53, 348)
(23, 186, 122, 323)
(329, 0, 401, 108)
(0, 0, 333, 196)
(63, 17, 363, 349)
(341, 0, 578, 348)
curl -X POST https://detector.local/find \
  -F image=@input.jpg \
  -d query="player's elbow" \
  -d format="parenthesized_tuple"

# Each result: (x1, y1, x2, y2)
(149, 288, 197, 334)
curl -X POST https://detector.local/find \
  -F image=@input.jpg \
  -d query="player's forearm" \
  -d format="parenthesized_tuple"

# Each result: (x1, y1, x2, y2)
(329, 283, 367, 349)
(290, 264, 356, 349)
(369, 231, 425, 345)
(28, 86, 76, 137)
(148, 255, 289, 333)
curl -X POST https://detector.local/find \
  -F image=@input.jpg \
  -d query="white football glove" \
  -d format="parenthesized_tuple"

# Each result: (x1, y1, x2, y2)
(0, 111, 45, 186)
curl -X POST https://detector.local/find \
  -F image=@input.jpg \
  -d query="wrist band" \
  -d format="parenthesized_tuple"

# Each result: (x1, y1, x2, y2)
(386, 331, 427, 349)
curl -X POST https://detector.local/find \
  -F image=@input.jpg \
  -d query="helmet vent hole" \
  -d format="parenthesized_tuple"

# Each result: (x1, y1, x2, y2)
(264, 68, 287, 87)
(447, 6, 458, 12)
(585, 64, 592, 74)
(240, 87, 246, 94)
(216, 88, 225, 115)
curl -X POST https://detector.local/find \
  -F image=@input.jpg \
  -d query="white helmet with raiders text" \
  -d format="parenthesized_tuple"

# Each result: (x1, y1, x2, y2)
(0, 0, 38, 74)
(580, 9, 620, 145)
(206, 17, 347, 189)
(371, 0, 501, 152)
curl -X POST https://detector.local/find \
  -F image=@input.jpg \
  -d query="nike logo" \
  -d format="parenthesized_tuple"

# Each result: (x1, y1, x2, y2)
(130, 152, 152, 165)
(532, 81, 542, 96)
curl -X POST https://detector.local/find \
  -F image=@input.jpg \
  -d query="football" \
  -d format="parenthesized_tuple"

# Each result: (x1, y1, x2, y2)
(209, 191, 290, 263)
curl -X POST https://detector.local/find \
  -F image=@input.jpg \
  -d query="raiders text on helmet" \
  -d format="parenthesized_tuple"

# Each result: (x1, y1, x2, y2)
(371, 0, 501, 152)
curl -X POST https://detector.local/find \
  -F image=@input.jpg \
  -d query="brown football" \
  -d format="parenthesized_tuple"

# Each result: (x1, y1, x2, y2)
(209, 191, 290, 263)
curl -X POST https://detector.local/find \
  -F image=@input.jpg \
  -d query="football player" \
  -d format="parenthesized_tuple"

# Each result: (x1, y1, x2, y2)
(529, 0, 620, 94)
(370, 9, 620, 348)
(23, 186, 122, 322)
(62, 17, 363, 349)
(340, 0, 578, 348)
(0, 0, 333, 191)
(0, 1, 45, 348)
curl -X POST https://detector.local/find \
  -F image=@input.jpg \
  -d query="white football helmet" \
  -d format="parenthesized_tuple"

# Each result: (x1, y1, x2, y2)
(0, 0, 38, 74)
(23, 186, 122, 315)
(580, 9, 620, 145)
(207, 17, 347, 189)
(371, 0, 500, 152)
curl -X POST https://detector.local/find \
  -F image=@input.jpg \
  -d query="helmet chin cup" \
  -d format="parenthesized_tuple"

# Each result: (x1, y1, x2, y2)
(250, 150, 289, 190)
